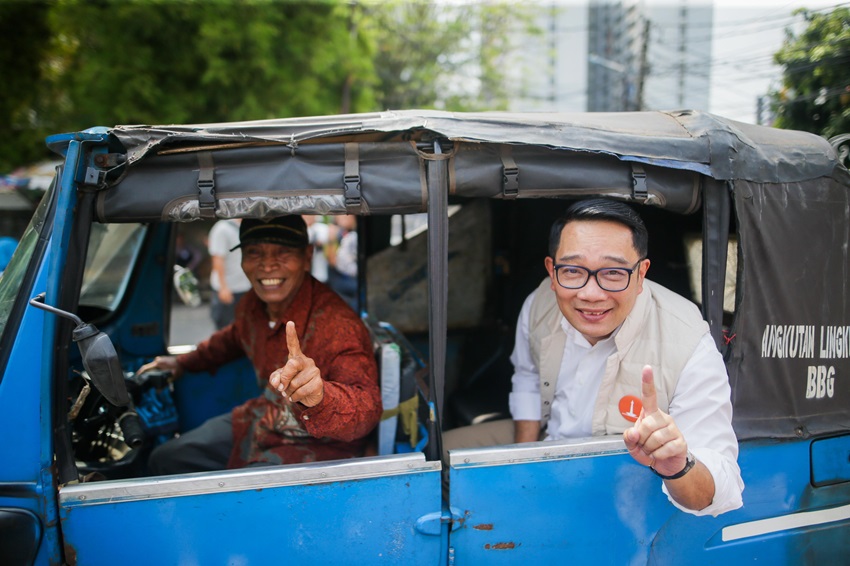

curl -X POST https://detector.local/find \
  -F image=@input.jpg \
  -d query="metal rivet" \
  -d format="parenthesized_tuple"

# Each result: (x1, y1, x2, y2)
(219, 482, 225, 487)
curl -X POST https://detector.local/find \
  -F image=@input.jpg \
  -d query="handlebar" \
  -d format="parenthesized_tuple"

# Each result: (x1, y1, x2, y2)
(117, 411, 145, 449)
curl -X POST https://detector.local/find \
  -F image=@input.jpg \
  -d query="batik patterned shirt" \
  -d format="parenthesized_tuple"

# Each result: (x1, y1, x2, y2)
(177, 276, 381, 467)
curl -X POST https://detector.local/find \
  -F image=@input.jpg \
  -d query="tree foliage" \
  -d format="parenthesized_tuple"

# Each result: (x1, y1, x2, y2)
(46, 0, 376, 127)
(363, 2, 469, 111)
(770, 7, 850, 138)
(0, 1, 53, 170)
(0, 0, 531, 172)
(362, 1, 533, 112)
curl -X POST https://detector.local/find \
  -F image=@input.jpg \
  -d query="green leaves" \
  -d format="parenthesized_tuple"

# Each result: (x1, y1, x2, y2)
(770, 7, 850, 139)
(0, 0, 531, 172)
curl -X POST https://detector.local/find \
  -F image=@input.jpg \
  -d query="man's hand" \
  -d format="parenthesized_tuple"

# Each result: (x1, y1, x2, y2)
(218, 286, 234, 305)
(136, 355, 183, 380)
(623, 365, 716, 511)
(269, 321, 324, 407)
(623, 365, 688, 477)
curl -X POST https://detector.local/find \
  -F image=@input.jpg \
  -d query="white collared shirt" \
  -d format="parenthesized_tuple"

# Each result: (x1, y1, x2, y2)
(508, 291, 744, 516)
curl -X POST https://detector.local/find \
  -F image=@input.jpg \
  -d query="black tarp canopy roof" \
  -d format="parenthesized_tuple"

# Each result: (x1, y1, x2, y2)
(97, 109, 847, 223)
(110, 109, 840, 183)
(88, 109, 850, 441)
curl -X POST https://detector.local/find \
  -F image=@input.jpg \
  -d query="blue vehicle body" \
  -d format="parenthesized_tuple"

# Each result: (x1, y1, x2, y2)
(0, 111, 848, 565)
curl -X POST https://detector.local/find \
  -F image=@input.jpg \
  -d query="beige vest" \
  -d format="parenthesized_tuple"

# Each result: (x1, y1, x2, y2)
(528, 277, 709, 436)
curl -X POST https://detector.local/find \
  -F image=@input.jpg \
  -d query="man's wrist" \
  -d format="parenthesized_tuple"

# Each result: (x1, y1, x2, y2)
(651, 451, 696, 480)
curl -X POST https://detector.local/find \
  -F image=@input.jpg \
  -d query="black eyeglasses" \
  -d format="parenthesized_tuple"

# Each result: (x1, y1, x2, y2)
(552, 259, 644, 292)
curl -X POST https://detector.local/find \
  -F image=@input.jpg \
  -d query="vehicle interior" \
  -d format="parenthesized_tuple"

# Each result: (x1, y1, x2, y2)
(59, 190, 737, 483)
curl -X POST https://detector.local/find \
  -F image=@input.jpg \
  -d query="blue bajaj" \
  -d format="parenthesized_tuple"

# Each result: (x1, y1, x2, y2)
(0, 110, 848, 564)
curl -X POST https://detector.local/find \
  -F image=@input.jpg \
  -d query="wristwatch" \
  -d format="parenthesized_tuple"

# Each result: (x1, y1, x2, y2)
(650, 451, 696, 480)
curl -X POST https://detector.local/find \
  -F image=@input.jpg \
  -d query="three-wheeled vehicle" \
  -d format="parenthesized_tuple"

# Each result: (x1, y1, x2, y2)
(1, 110, 849, 565)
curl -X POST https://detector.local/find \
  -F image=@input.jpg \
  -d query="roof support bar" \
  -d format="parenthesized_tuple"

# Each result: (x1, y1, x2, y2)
(426, 141, 448, 462)
(702, 179, 731, 350)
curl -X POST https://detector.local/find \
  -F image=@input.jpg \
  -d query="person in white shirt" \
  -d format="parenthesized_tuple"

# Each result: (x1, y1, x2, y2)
(443, 198, 743, 516)
(207, 219, 252, 329)
(327, 214, 358, 310)
(305, 215, 333, 283)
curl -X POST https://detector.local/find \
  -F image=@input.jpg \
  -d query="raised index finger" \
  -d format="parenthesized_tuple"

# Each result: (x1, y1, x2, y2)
(286, 321, 303, 360)
(641, 365, 659, 415)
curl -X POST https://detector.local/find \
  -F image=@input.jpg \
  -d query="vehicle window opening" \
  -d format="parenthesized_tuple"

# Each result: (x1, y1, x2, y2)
(79, 223, 147, 313)
(442, 198, 739, 433)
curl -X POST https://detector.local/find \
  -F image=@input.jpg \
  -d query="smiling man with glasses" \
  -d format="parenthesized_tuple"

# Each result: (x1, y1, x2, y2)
(444, 198, 743, 516)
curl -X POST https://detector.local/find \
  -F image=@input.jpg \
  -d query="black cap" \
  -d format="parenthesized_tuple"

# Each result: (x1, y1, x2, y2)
(231, 216, 309, 251)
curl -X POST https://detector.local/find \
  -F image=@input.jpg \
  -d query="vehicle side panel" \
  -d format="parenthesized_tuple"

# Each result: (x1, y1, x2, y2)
(448, 438, 850, 564)
(59, 454, 443, 565)
(448, 439, 674, 564)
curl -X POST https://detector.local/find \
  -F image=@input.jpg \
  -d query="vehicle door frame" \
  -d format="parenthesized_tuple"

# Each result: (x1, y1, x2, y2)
(48, 135, 452, 565)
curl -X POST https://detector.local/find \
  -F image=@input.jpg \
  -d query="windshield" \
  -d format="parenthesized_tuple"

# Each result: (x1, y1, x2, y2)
(79, 223, 147, 312)
(0, 180, 52, 338)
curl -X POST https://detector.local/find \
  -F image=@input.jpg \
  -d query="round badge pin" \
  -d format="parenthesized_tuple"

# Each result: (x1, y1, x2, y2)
(619, 395, 642, 422)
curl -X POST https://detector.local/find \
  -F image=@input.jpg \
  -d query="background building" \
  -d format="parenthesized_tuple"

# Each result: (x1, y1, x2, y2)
(507, 0, 715, 113)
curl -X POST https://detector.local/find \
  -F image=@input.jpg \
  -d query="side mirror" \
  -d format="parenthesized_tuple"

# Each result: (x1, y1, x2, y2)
(29, 293, 131, 407)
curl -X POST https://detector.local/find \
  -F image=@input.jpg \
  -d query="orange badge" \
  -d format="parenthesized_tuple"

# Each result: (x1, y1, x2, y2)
(619, 395, 642, 422)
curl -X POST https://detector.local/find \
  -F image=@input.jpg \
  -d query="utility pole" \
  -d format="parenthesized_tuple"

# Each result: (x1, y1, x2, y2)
(677, 2, 687, 107)
(636, 17, 650, 111)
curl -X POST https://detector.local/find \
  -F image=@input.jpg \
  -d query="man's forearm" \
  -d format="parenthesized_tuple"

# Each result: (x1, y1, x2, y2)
(514, 420, 541, 443)
(663, 460, 716, 511)
(211, 256, 227, 288)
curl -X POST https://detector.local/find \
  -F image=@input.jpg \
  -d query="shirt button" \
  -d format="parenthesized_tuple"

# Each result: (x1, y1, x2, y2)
(544, 413, 550, 419)
(303, 414, 310, 421)
(544, 401, 550, 405)
(544, 382, 550, 387)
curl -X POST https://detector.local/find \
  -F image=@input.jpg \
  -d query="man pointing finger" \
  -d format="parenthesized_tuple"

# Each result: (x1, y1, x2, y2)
(141, 215, 381, 474)
(624, 366, 715, 511)
(270, 321, 325, 407)
(444, 199, 743, 516)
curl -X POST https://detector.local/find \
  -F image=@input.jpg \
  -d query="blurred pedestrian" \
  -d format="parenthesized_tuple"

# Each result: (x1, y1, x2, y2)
(175, 231, 203, 275)
(208, 219, 252, 329)
(304, 215, 335, 283)
(327, 214, 358, 310)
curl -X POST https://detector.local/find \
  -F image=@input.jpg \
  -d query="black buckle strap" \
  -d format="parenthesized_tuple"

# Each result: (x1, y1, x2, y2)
(344, 143, 361, 212)
(501, 146, 519, 199)
(197, 151, 216, 219)
(344, 175, 361, 210)
(631, 163, 648, 201)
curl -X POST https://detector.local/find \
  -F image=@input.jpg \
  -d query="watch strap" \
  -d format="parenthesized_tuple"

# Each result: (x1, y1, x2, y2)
(651, 451, 696, 480)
